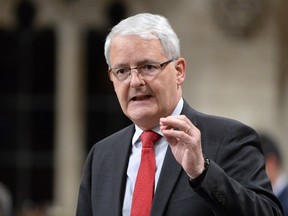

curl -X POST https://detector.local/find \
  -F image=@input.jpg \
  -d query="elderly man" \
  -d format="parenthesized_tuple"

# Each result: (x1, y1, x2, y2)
(76, 13, 283, 216)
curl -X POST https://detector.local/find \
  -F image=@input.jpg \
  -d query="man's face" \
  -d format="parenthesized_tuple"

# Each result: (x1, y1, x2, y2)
(109, 35, 186, 130)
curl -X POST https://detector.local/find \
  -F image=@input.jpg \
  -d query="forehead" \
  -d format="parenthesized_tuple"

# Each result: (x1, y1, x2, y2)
(109, 35, 165, 65)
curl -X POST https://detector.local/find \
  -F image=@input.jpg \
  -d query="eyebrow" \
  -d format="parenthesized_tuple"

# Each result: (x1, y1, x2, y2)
(113, 59, 158, 69)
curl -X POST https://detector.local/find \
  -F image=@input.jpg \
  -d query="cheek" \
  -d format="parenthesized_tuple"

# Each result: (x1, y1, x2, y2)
(164, 78, 178, 96)
(153, 84, 173, 108)
(114, 84, 127, 105)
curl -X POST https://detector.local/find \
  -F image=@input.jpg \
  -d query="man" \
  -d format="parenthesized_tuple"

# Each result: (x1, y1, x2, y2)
(261, 133, 288, 215)
(76, 13, 283, 216)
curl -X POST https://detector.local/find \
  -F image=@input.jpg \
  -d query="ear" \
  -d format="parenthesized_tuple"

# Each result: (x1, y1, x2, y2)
(175, 57, 186, 85)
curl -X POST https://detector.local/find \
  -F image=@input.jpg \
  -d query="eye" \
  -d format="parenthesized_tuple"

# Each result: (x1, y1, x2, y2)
(115, 68, 128, 76)
(140, 63, 158, 72)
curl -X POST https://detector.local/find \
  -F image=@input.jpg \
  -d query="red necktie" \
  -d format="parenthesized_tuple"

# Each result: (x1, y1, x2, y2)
(131, 130, 161, 216)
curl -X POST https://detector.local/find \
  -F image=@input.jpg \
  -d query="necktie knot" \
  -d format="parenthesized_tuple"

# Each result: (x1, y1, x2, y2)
(140, 130, 161, 148)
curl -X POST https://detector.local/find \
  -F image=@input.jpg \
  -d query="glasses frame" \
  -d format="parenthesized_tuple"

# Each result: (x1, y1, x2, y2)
(109, 59, 174, 81)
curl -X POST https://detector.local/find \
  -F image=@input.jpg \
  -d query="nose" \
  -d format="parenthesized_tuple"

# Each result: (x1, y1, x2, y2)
(129, 69, 145, 88)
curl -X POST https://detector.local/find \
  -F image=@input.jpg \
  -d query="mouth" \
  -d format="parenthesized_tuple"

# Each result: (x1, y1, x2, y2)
(130, 95, 152, 101)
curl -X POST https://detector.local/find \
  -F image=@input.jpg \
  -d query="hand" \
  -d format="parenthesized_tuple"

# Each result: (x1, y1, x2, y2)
(160, 115, 205, 178)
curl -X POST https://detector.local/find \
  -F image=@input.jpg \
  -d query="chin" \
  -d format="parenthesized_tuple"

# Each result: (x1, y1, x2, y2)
(128, 110, 158, 124)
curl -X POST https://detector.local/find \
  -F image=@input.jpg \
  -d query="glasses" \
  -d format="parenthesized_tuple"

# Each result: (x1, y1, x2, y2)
(109, 59, 174, 81)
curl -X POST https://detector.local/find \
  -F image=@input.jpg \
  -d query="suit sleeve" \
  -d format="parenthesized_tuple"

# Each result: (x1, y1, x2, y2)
(194, 123, 284, 216)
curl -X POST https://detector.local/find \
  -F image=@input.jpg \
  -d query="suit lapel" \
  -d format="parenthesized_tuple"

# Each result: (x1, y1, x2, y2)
(150, 147, 182, 216)
(111, 126, 134, 215)
(150, 101, 198, 216)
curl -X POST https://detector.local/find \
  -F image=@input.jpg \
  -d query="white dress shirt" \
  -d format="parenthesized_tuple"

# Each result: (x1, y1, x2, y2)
(122, 98, 184, 215)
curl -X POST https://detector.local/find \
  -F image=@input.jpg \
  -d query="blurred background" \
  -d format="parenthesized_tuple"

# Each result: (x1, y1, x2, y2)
(0, 0, 287, 215)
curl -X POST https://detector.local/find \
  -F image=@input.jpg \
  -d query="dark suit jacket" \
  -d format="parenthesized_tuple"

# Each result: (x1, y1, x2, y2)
(76, 101, 283, 216)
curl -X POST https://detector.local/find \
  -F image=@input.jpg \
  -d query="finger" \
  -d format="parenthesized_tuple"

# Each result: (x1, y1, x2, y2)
(184, 125, 190, 133)
(161, 127, 191, 144)
(160, 116, 193, 134)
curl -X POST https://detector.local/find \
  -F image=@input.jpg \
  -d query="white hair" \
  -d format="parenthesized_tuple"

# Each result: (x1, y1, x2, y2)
(104, 13, 180, 67)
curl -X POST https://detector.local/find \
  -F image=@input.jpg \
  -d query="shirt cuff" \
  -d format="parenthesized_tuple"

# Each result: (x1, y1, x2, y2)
(188, 158, 210, 188)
